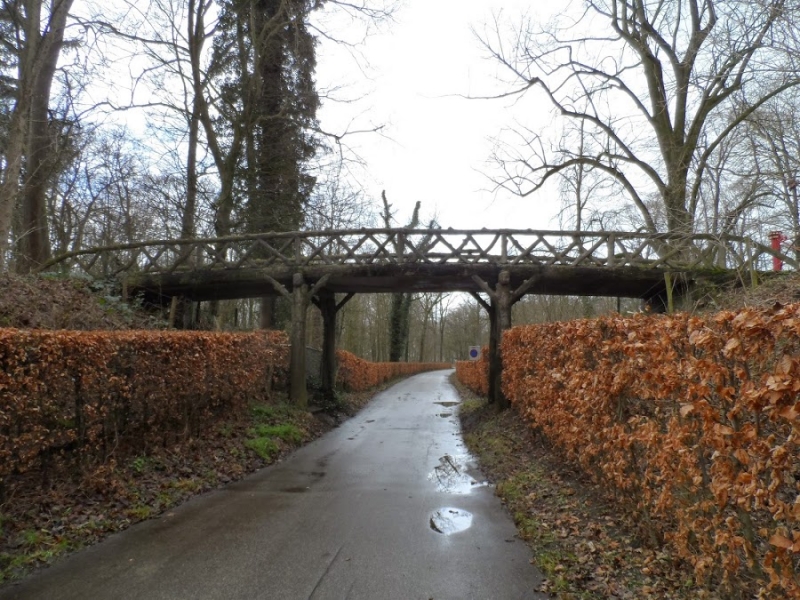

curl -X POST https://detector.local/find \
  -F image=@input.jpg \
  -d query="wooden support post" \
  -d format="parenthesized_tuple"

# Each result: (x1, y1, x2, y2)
(179, 300, 200, 330)
(487, 301, 499, 404)
(290, 273, 309, 408)
(664, 272, 674, 314)
(493, 270, 513, 409)
(469, 290, 497, 402)
(510, 272, 541, 304)
(311, 291, 354, 402)
(471, 271, 513, 409)
(318, 291, 338, 402)
(168, 296, 179, 328)
(168, 296, 198, 330)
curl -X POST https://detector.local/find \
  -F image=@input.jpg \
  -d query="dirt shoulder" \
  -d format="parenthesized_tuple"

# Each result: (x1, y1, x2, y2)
(452, 374, 719, 600)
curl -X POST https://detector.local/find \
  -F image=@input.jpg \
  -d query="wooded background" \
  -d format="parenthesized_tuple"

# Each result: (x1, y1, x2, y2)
(1, 1, 799, 358)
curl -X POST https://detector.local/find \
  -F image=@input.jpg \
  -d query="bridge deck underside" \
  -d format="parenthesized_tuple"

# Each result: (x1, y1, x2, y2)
(127, 263, 730, 303)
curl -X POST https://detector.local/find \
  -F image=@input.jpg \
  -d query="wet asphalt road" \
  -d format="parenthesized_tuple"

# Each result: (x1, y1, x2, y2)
(1, 370, 546, 600)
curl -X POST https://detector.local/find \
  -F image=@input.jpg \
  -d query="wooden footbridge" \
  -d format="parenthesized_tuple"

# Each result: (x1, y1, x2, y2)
(39, 228, 797, 407)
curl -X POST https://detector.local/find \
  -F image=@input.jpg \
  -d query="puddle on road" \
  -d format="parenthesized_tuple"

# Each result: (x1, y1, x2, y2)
(429, 508, 473, 535)
(282, 486, 309, 493)
(434, 401, 459, 408)
(428, 454, 490, 494)
(438, 412, 452, 418)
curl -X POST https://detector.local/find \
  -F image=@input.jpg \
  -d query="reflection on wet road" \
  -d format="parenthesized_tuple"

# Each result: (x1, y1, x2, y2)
(429, 507, 474, 535)
(0, 370, 546, 600)
(428, 453, 491, 495)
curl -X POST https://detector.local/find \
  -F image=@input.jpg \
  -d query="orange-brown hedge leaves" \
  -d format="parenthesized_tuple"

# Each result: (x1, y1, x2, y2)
(335, 349, 449, 392)
(458, 306, 800, 598)
(454, 346, 489, 396)
(0, 328, 289, 493)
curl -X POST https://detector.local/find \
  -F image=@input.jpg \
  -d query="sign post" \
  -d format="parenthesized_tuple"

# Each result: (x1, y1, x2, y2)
(468, 346, 481, 361)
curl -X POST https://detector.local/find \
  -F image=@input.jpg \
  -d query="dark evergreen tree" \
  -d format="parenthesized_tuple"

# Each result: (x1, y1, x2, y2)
(211, 0, 320, 327)
(250, 0, 319, 233)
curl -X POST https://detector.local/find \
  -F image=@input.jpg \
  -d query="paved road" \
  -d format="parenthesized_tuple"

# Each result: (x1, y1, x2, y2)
(1, 370, 545, 600)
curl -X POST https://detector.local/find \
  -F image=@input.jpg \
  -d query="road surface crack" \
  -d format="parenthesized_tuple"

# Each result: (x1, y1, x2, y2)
(308, 543, 344, 599)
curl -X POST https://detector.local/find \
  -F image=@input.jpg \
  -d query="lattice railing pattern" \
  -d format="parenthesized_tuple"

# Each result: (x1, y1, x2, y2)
(37, 229, 797, 278)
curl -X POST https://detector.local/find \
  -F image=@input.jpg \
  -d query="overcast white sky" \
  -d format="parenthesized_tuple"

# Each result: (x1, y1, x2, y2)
(315, 0, 562, 229)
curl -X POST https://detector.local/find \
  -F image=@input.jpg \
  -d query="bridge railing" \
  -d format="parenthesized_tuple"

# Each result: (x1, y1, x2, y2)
(36, 229, 798, 278)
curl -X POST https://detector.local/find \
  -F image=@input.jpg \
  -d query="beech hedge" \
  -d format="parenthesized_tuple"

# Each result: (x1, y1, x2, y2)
(1, 328, 450, 497)
(457, 306, 800, 597)
(0, 329, 288, 492)
(336, 349, 450, 392)
(454, 347, 488, 396)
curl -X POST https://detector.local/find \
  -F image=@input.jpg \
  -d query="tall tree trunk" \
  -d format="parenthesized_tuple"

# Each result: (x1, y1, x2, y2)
(0, 0, 73, 271)
(418, 311, 429, 362)
(0, 97, 29, 270)
(184, 0, 203, 242)
(178, 0, 203, 328)
(15, 0, 74, 272)
(204, 0, 318, 327)
(201, 3, 247, 241)
(439, 314, 445, 362)
(18, 76, 54, 272)
(252, 0, 280, 330)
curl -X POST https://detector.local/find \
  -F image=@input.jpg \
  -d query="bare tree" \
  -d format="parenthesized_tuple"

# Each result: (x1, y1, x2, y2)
(0, 0, 76, 270)
(338, 293, 392, 361)
(305, 173, 376, 231)
(742, 97, 800, 257)
(413, 292, 442, 362)
(555, 119, 617, 231)
(436, 293, 454, 362)
(442, 296, 489, 361)
(485, 0, 800, 236)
